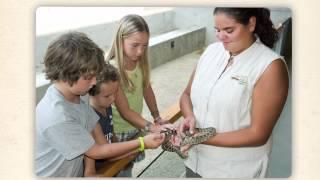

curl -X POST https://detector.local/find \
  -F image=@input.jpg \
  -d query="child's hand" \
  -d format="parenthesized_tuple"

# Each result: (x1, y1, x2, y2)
(151, 123, 176, 133)
(159, 123, 176, 131)
(143, 133, 165, 149)
(149, 122, 174, 133)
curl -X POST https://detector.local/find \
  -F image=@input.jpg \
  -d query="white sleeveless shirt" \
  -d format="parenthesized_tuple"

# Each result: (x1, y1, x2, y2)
(185, 39, 283, 178)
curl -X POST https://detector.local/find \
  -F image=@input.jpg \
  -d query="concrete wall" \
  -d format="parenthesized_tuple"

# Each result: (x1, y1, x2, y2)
(149, 26, 205, 68)
(173, 7, 215, 46)
(36, 7, 292, 73)
(35, 9, 175, 73)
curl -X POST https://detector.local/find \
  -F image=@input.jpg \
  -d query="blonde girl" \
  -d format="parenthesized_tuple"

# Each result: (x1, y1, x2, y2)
(106, 14, 173, 177)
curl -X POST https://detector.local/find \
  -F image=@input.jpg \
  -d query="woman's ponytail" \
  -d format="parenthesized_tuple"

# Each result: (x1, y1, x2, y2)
(254, 8, 279, 48)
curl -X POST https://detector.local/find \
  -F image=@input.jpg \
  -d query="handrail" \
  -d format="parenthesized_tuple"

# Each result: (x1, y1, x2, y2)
(96, 102, 182, 177)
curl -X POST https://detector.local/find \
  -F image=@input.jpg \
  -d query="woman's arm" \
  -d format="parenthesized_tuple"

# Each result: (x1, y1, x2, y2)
(204, 59, 289, 147)
(179, 69, 197, 134)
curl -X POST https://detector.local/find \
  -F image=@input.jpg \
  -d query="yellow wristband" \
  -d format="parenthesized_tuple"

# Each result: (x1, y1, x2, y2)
(138, 137, 145, 152)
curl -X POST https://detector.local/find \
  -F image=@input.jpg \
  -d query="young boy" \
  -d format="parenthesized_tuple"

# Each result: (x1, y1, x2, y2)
(88, 63, 119, 145)
(84, 63, 141, 176)
(35, 32, 165, 177)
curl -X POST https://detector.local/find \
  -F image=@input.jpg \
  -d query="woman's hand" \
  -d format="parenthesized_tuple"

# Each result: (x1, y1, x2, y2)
(180, 144, 192, 157)
(179, 116, 196, 136)
(143, 133, 165, 149)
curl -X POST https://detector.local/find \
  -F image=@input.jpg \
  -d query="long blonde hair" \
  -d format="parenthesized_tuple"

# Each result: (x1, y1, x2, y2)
(106, 14, 150, 91)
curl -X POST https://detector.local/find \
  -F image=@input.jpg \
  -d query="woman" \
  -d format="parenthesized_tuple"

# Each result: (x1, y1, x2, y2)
(179, 8, 289, 178)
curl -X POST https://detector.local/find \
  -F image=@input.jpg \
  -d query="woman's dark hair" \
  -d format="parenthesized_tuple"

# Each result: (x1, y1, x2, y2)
(213, 8, 279, 48)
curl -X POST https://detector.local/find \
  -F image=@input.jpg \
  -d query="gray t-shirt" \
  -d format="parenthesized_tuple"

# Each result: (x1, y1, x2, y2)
(35, 85, 99, 177)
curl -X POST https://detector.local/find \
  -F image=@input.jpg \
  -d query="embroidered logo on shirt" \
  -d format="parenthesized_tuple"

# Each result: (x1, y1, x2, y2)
(231, 75, 248, 85)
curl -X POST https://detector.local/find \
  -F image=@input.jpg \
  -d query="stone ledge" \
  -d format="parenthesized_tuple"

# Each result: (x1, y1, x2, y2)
(36, 26, 205, 103)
